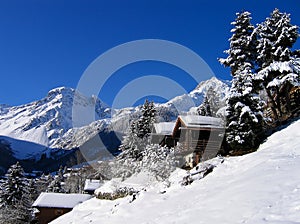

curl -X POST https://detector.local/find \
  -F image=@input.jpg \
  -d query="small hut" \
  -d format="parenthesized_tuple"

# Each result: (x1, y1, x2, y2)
(32, 193, 92, 224)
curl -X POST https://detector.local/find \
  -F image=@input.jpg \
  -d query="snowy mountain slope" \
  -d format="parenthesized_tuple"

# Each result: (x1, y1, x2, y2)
(160, 76, 229, 115)
(52, 119, 300, 224)
(0, 136, 50, 160)
(0, 87, 110, 152)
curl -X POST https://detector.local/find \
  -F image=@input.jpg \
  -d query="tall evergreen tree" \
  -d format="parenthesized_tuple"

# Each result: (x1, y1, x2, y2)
(219, 11, 257, 75)
(0, 162, 29, 207)
(256, 8, 298, 68)
(206, 87, 222, 116)
(0, 162, 32, 222)
(197, 87, 223, 117)
(256, 8, 299, 120)
(220, 11, 265, 151)
(197, 96, 212, 116)
(136, 100, 157, 138)
(47, 177, 65, 193)
(119, 99, 156, 160)
(226, 67, 265, 150)
(46, 169, 65, 193)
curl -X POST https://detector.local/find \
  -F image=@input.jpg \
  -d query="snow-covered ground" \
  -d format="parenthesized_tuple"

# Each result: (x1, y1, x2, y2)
(51, 119, 300, 224)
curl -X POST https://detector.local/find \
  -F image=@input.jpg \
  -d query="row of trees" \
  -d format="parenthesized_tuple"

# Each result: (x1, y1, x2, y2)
(219, 9, 299, 151)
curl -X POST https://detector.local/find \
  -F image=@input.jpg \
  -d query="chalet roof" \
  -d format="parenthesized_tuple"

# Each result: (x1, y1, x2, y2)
(84, 179, 102, 192)
(153, 122, 176, 135)
(178, 115, 224, 129)
(32, 193, 92, 209)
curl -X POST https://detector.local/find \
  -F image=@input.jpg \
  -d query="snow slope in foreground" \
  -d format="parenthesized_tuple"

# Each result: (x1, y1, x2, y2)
(52, 119, 300, 224)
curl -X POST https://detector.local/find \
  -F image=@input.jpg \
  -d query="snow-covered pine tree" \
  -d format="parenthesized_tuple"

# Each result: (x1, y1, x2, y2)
(46, 167, 67, 193)
(220, 11, 265, 151)
(35, 173, 52, 194)
(256, 8, 299, 120)
(57, 165, 65, 182)
(0, 162, 29, 207)
(197, 87, 222, 116)
(47, 173, 65, 193)
(0, 162, 32, 222)
(136, 100, 156, 138)
(27, 179, 38, 203)
(256, 8, 298, 68)
(119, 99, 156, 161)
(219, 11, 257, 75)
(197, 96, 212, 116)
(226, 66, 265, 150)
(206, 87, 222, 116)
(119, 120, 139, 159)
(116, 100, 157, 179)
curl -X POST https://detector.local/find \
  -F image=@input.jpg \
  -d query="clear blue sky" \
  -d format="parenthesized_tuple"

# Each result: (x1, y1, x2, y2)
(0, 0, 299, 107)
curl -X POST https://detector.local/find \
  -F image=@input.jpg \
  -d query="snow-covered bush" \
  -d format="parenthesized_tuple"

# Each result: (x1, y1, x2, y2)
(141, 144, 177, 181)
(113, 144, 177, 181)
(96, 187, 138, 200)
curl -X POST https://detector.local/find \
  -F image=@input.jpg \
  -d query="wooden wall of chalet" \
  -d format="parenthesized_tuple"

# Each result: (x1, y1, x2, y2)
(35, 207, 72, 224)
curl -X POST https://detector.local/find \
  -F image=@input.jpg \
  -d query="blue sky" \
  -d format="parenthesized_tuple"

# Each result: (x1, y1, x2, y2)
(0, 0, 299, 107)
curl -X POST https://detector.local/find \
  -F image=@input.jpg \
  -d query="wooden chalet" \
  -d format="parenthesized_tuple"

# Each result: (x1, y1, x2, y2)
(32, 193, 92, 224)
(152, 115, 225, 167)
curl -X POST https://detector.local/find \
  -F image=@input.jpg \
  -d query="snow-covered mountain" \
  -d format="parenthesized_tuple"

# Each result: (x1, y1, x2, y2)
(51, 118, 300, 224)
(0, 77, 228, 162)
(161, 76, 229, 116)
(0, 87, 110, 158)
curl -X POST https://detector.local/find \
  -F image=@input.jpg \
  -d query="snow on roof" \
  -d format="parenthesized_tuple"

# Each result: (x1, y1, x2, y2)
(32, 193, 92, 208)
(153, 122, 176, 135)
(84, 179, 102, 191)
(178, 115, 224, 129)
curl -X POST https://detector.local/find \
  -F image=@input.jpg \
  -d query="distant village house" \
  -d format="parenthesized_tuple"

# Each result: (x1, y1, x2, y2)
(32, 192, 92, 224)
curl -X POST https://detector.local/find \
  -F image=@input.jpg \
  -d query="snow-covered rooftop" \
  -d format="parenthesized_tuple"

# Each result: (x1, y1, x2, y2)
(84, 179, 102, 192)
(179, 115, 224, 129)
(32, 193, 92, 208)
(153, 122, 176, 135)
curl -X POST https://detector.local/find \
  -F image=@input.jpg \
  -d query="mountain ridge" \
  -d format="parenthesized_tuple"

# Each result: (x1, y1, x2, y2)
(0, 77, 229, 165)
